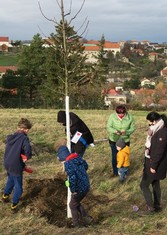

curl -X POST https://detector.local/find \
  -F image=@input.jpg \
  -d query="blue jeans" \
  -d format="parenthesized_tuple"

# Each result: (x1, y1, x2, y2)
(118, 167, 128, 181)
(4, 173, 23, 204)
(109, 142, 118, 175)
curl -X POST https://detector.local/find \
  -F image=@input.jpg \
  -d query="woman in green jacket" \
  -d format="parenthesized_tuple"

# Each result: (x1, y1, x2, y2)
(107, 105, 135, 176)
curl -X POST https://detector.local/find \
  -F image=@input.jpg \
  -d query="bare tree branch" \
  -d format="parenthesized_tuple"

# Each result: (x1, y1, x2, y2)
(42, 84, 64, 95)
(56, 0, 61, 8)
(69, 0, 72, 15)
(57, 75, 66, 84)
(78, 20, 89, 38)
(64, 0, 72, 17)
(69, 0, 85, 24)
(76, 16, 88, 33)
(70, 73, 88, 85)
(38, 1, 57, 24)
(37, 25, 49, 39)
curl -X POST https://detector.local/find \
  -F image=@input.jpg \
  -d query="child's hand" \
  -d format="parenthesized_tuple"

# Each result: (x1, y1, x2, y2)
(65, 180, 70, 187)
(21, 154, 28, 162)
(72, 192, 77, 195)
(24, 166, 33, 173)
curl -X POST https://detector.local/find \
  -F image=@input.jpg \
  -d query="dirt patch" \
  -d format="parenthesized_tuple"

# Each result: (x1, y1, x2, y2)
(21, 174, 110, 227)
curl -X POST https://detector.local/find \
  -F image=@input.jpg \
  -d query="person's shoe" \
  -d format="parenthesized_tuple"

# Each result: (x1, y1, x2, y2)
(11, 203, 18, 213)
(82, 215, 93, 226)
(119, 180, 125, 184)
(69, 222, 81, 228)
(137, 205, 155, 216)
(111, 173, 118, 177)
(2, 194, 10, 203)
(147, 205, 155, 212)
(154, 206, 162, 212)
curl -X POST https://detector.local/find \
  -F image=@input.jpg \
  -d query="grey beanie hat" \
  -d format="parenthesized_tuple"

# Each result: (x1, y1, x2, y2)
(116, 138, 126, 149)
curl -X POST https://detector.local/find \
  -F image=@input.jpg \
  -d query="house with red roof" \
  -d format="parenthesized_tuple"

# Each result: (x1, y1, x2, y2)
(0, 37, 9, 44)
(104, 89, 126, 107)
(43, 38, 121, 63)
(83, 40, 121, 63)
(129, 40, 139, 45)
(141, 40, 150, 45)
(131, 48, 144, 56)
(0, 36, 12, 52)
(0, 66, 17, 78)
(148, 52, 159, 62)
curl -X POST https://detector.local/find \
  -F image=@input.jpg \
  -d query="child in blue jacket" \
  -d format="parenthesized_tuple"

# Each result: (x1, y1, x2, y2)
(2, 118, 32, 212)
(56, 145, 93, 227)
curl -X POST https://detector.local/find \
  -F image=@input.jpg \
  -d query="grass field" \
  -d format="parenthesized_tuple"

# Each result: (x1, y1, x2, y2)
(0, 109, 167, 235)
(0, 54, 18, 66)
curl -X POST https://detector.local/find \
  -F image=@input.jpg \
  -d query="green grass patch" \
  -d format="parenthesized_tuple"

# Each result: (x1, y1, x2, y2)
(0, 54, 19, 66)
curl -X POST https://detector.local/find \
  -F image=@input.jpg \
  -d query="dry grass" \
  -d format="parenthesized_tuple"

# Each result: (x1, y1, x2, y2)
(1, 108, 167, 235)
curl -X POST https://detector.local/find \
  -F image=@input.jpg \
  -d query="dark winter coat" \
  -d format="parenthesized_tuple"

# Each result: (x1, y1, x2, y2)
(4, 131, 32, 176)
(57, 111, 94, 154)
(64, 155, 90, 195)
(144, 126, 167, 180)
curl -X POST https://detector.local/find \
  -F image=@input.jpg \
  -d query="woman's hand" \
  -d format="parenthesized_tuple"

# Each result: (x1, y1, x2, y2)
(115, 130, 121, 135)
(121, 130, 126, 135)
(150, 168, 156, 174)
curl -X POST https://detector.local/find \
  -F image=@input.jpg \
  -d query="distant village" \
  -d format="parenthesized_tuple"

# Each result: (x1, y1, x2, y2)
(1, 36, 167, 109)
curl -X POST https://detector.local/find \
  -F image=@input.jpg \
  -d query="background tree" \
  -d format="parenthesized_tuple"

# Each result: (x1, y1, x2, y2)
(121, 42, 132, 58)
(123, 78, 140, 89)
(40, 20, 88, 106)
(0, 70, 26, 108)
(94, 34, 109, 84)
(18, 34, 46, 106)
(152, 81, 167, 104)
(1, 70, 19, 89)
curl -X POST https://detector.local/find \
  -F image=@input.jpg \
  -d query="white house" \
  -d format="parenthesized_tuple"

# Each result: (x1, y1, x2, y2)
(104, 89, 126, 107)
(141, 78, 155, 87)
(83, 40, 121, 63)
(0, 37, 12, 52)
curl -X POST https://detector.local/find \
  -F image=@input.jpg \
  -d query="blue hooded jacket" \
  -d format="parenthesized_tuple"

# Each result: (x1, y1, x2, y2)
(57, 146, 90, 195)
(4, 131, 32, 176)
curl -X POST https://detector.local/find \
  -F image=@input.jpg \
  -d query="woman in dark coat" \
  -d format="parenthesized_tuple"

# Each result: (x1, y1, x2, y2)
(57, 111, 94, 156)
(140, 111, 167, 213)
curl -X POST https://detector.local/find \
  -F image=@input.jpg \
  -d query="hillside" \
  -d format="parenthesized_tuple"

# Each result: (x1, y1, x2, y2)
(0, 109, 167, 235)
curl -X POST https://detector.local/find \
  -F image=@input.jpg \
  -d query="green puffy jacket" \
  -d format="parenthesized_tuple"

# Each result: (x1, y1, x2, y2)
(107, 112, 135, 143)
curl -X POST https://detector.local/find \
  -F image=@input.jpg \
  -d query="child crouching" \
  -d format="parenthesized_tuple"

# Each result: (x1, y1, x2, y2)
(56, 144, 93, 228)
(116, 138, 130, 183)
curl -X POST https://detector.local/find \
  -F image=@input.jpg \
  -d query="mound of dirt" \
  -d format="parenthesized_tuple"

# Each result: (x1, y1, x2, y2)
(22, 176, 67, 227)
(21, 175, 110, 227)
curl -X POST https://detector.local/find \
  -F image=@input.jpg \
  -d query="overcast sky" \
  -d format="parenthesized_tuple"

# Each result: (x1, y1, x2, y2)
(0, 0, 167, 43)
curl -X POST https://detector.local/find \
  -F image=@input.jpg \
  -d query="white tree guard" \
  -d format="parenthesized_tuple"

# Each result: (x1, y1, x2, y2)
(65, 96, 72, 218)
